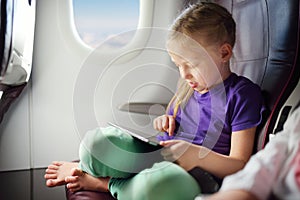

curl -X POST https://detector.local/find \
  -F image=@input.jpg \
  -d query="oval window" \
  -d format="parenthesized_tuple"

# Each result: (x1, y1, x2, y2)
(72, 0, 140, 48)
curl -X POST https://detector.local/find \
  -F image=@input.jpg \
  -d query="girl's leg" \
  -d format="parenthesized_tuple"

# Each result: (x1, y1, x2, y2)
(109, 161, 201, 200)
(78, 126, 163, 178)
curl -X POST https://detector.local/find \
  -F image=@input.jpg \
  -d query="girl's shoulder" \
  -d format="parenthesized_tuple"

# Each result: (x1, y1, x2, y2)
(225, 73, 262, 101)
(226, 73, 261, 92)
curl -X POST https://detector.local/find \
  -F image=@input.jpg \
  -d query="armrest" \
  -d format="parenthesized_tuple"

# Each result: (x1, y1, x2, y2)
(118, 102, 167, 116)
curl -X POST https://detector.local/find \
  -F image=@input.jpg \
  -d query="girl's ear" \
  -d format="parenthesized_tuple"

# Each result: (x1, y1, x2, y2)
(220, 43, 232, 61)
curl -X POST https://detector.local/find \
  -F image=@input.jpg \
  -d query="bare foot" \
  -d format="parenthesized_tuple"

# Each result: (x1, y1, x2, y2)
(65, 168, 110, 193)
(44, 161, 78, 187)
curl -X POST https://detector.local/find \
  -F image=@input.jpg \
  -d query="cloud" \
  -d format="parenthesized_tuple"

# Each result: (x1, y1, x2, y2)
(76, 18, 137, 48)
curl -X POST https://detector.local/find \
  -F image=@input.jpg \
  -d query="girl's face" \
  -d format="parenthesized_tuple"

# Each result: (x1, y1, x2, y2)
(168, 40, 232, 93)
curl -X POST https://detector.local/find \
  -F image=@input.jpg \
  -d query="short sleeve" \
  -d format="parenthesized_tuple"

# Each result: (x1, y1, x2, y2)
(230, 83, 264, 132)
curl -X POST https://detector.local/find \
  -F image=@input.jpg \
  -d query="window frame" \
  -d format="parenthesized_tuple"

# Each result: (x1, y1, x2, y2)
(68, 0, 155, 53)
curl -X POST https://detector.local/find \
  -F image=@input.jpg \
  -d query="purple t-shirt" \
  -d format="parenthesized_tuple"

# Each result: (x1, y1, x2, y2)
(158, 73, 264, 155)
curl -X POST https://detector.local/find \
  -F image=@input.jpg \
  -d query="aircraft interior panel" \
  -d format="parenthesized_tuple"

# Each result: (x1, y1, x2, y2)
(0, 0, 299, 199)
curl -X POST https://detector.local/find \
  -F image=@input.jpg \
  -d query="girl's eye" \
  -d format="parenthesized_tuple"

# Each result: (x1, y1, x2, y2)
(175, 64, 182, 69)
(187, 64, 194, 68)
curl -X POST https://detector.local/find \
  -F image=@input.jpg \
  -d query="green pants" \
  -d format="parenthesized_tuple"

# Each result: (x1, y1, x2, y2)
(79, 126, 201, 200)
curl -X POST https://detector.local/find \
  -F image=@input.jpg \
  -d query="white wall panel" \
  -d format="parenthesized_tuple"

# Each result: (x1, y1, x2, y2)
(30, 0, 88, 167)
(0, 87, 30, 171)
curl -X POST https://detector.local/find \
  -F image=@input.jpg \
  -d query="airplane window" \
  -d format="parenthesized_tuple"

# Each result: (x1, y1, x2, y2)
(72, 0, 140, 48)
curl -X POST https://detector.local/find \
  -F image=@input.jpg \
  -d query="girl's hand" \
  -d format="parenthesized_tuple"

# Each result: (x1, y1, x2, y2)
(160, 140, 203, 171)
(153, 115, 176, 136)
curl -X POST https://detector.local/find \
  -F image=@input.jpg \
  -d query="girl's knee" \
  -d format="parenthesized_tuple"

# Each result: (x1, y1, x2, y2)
(78, 127, 126, 175)
(78, 126, 149, 177)
(110, 162, 201, 200)
(80, 126, 133, 155)
(144, 162, 201, 199)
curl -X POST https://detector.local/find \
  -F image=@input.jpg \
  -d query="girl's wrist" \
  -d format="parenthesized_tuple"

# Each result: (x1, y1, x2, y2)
(198, 146, 210, 160)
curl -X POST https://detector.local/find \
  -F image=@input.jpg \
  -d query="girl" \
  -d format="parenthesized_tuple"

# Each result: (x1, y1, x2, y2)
(45, 3, 264, 199)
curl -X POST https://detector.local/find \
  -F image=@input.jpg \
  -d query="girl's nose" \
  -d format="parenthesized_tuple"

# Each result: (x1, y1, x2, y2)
(180, 67, 192, 80)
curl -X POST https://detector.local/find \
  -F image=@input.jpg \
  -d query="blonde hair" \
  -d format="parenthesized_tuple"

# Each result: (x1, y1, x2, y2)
(166, 2, 236, 114)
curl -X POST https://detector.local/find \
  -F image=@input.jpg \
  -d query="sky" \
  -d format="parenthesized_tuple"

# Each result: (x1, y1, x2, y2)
(73, 0, 140, 48)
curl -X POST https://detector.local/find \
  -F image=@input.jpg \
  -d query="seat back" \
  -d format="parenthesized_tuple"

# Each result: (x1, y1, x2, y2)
(0, 0, 35, 123)
(224, 0, 300, 151)
(184, 0, 300, 151)
(0, 0, 13, 78)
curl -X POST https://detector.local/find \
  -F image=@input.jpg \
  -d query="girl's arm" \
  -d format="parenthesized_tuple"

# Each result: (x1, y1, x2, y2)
(200, 189, 259, 200)
(160, 126, 256, 178)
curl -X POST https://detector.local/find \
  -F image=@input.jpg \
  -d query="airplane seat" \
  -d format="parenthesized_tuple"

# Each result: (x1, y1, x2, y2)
(225, 0, 300, 152)
(66, 0, 300, 199)
(0, 0, 35, 123)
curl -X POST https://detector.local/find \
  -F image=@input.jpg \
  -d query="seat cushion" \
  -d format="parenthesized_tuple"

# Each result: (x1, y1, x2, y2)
(65, 186, 115, 200)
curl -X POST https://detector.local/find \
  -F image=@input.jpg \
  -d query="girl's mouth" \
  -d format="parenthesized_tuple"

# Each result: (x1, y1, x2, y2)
(189, 82, 198, 89)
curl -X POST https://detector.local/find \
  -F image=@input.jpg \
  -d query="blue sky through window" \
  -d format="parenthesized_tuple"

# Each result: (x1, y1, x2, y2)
(73, 0, 139, 48)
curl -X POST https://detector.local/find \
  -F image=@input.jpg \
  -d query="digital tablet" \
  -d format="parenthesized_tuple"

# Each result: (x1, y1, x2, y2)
(108, 122, 162, 146)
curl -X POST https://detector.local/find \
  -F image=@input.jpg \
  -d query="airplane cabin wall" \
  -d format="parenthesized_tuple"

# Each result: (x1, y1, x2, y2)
(0, 0, 182, 171)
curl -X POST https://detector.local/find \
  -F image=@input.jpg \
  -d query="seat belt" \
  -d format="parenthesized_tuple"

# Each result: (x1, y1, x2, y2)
(273, 106, 292, 134)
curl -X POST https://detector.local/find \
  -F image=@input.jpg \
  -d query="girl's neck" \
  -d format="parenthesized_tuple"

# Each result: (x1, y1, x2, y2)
(221, 70, 232, 81)
(197, 71, 232, 94)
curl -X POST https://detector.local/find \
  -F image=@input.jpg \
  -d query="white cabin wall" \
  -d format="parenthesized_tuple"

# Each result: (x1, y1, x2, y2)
(30, 0, 90, 168)
(0, 86, 31, 171)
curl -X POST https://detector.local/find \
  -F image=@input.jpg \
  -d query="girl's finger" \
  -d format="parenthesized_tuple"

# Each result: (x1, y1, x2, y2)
(160, 140, 180, 147)
(168, 117, 176, 136)
(162, 116, 169, 131)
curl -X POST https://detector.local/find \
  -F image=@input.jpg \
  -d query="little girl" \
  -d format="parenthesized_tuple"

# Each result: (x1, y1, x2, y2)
(45, 3, 264, 199)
